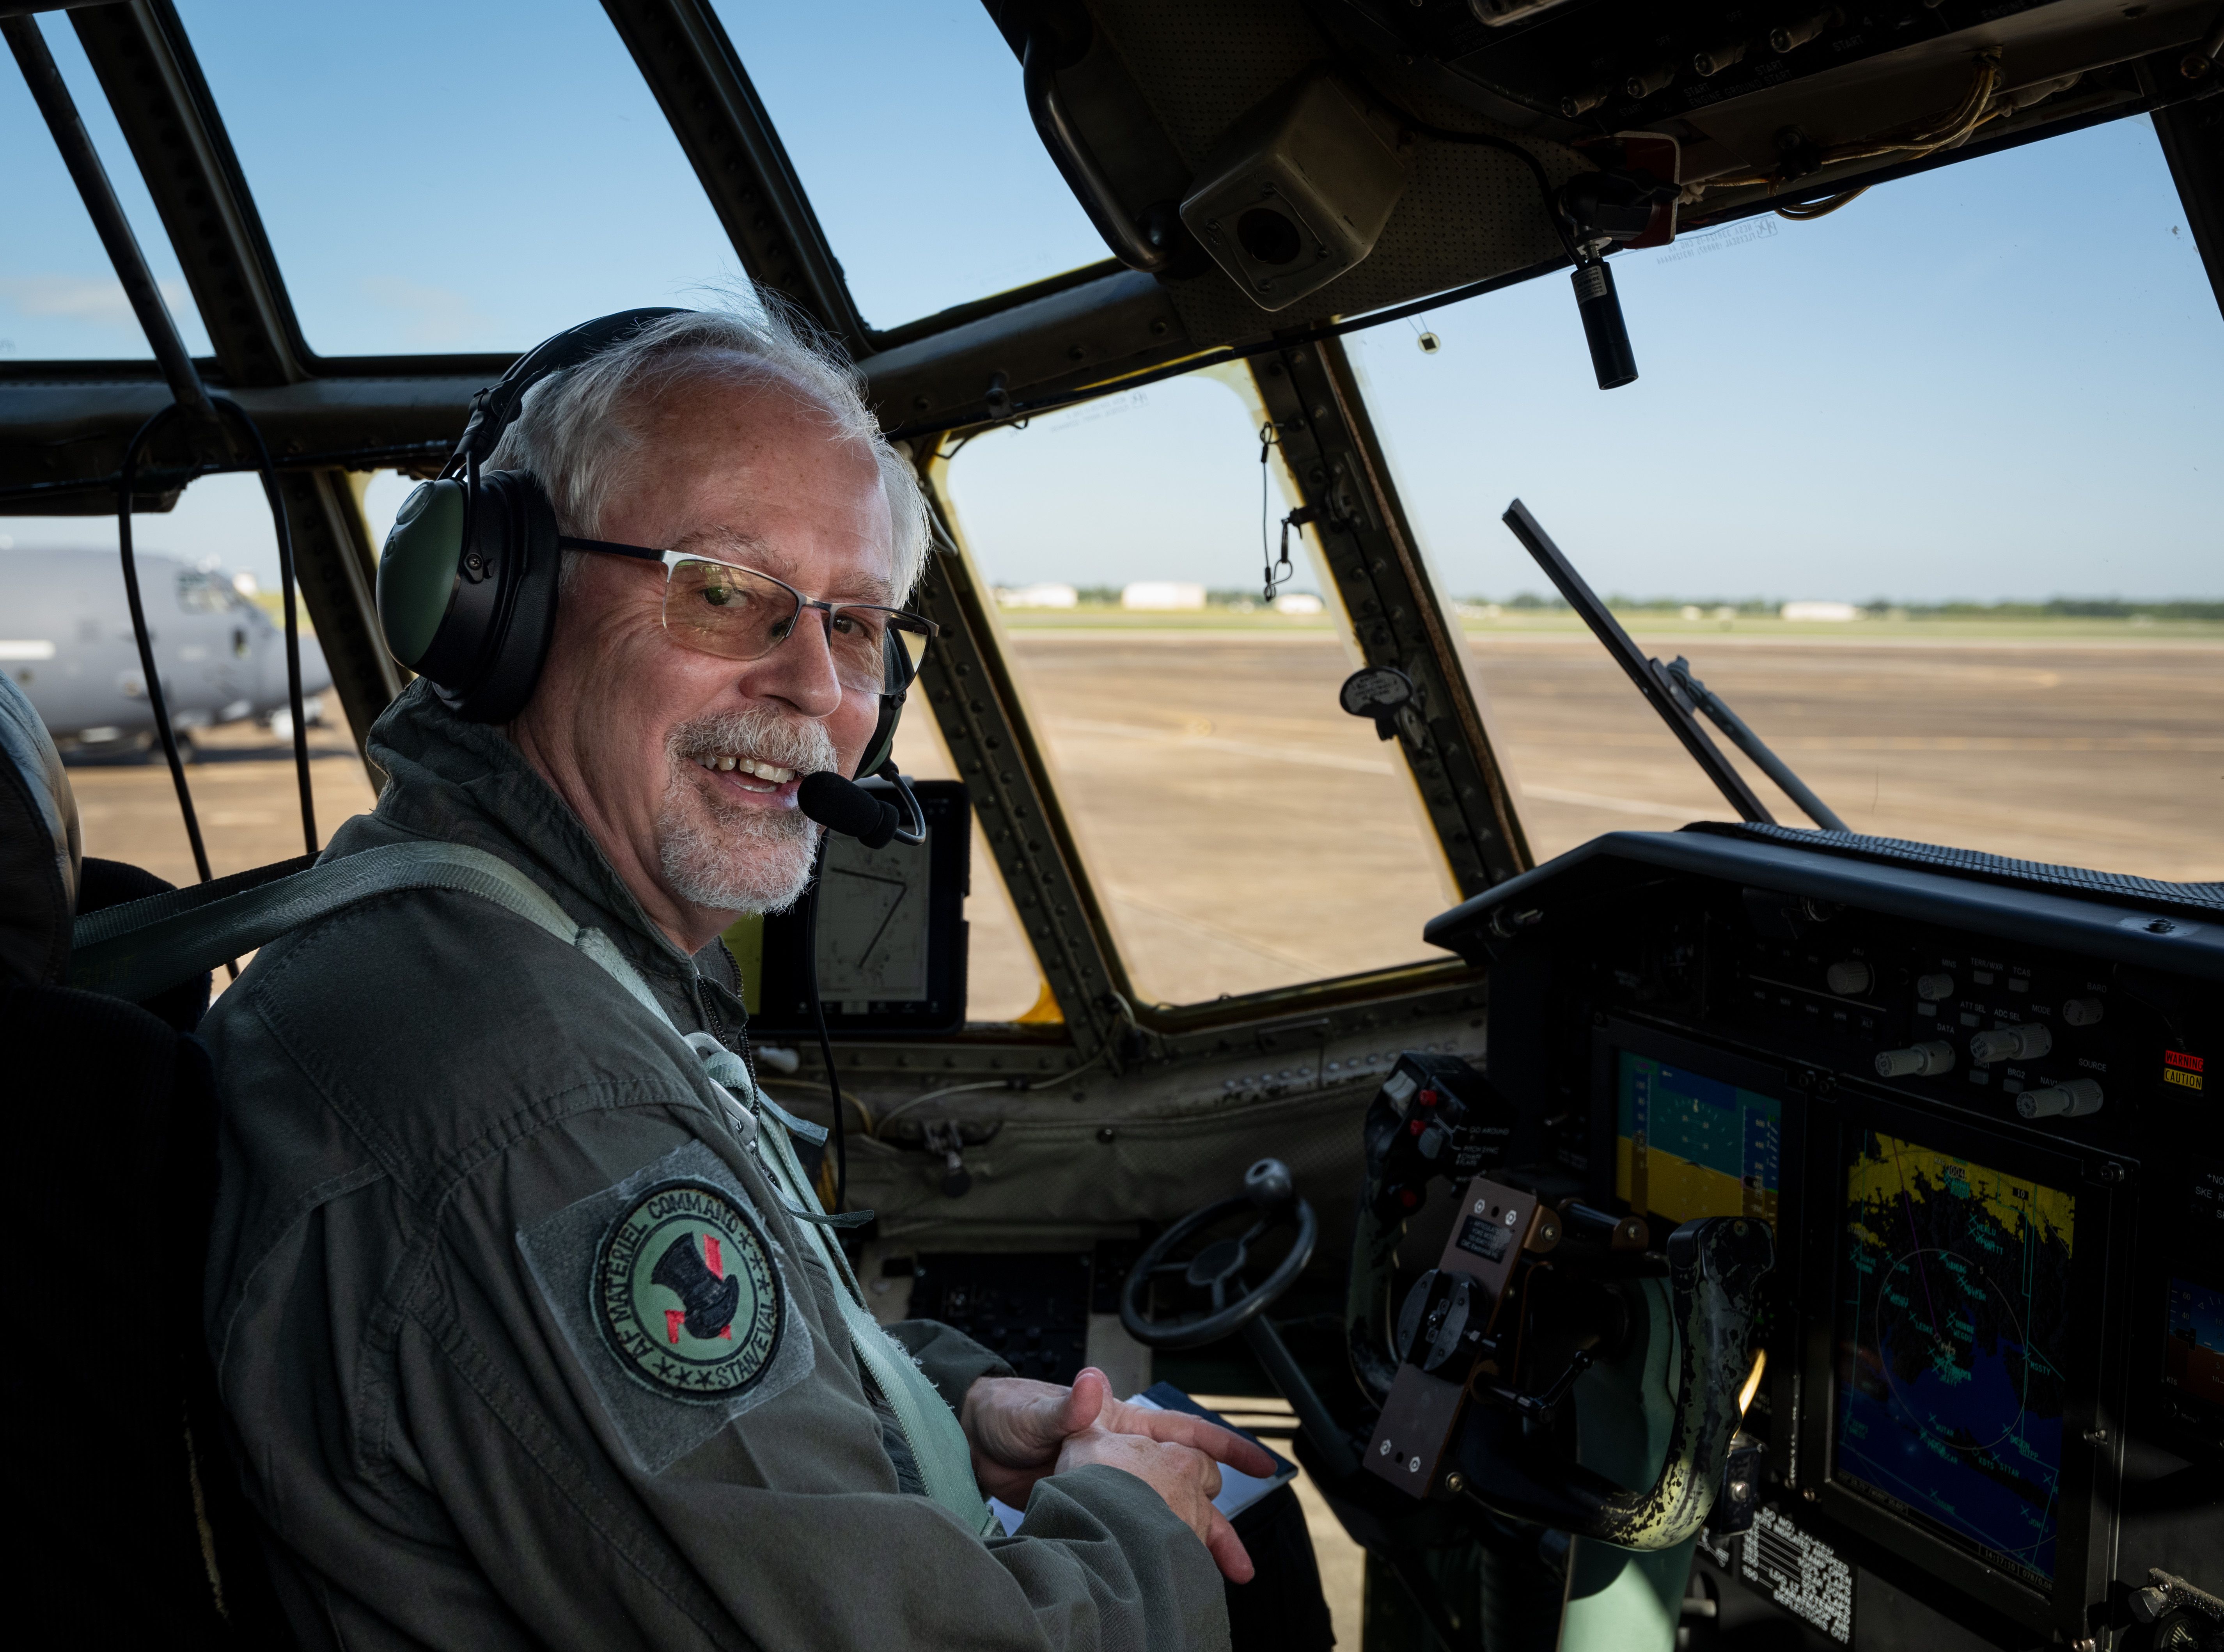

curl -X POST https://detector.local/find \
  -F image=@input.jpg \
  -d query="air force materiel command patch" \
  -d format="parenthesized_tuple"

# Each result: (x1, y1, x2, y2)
(519, 1140, 814, 1473)
(597, 1179, 781, 1399)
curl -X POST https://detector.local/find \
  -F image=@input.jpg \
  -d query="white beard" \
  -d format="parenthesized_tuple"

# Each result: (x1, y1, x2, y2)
(655, 706, 836, 915)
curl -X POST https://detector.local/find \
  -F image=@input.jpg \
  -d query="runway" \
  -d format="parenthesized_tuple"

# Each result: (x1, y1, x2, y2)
(59, 628, 2224, 1015)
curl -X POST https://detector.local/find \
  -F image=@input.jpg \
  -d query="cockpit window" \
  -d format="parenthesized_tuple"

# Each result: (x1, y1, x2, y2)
(0, 14, 212, 361)
(174, 569, 239, 613)
(169, 0, 737, 356)
(1348, 119, 2223, 882)
(937, 371, 1462, 1008)
(709, 0, 1108, 330)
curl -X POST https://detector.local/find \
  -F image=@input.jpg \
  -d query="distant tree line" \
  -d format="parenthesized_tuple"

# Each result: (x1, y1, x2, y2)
(1460, 593, 2224, 619)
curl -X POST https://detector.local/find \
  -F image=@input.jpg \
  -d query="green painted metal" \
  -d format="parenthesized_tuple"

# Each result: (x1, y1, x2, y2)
(1557, 1276, 1698, 1652)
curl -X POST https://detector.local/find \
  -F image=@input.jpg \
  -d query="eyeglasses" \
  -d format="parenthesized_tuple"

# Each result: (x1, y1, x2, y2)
(559, 536, 936, 697)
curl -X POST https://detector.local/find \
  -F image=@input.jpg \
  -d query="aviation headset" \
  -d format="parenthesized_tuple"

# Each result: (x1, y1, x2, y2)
(375, 307, 909, 780)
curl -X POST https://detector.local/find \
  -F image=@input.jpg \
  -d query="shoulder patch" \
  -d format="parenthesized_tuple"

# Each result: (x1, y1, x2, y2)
(519, 1140, 814, 1473)
(597, 1177, 781, 1399)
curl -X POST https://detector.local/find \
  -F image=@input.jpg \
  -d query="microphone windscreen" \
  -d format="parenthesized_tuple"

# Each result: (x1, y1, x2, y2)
(797, 772, 898, 848)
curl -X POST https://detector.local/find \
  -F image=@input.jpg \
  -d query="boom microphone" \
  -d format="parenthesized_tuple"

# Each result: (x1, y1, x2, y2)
(798, 771, 899, 848)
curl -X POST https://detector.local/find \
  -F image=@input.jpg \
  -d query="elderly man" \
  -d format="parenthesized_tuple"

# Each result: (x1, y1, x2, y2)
(201, 300, 1272, 1650)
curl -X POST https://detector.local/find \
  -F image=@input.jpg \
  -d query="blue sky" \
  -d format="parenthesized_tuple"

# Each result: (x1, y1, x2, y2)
(3, 2, 2216, 602)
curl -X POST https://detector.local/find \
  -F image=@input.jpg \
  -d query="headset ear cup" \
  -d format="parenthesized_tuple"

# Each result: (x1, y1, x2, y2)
(377, 480, 467, 671)
(443, 471, 562, 724)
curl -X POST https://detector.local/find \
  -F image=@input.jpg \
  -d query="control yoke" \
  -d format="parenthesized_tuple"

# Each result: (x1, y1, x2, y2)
(1349, 1054, 1776, 1549)
(1126, 1061, 1773, 1569)
(1446, 1213, 1774, 1547)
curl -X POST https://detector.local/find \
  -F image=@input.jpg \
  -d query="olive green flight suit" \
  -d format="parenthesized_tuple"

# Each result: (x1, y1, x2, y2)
(201, 680, 1228, 1651)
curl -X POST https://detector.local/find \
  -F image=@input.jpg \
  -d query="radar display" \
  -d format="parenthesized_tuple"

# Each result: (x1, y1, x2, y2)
(2163, 1156, 2224, 1418)
(1834, 1130, 2074, 1590)
(1616, 1052, 1781, 1224)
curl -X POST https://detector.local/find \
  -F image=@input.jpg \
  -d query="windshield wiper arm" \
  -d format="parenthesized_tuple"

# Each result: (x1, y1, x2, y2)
(1499, 500, 1843, 832)
(1658, 655, 1848, 832)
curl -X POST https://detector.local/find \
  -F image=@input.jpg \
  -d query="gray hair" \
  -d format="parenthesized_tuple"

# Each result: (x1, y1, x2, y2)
(482, 293, 927, 600)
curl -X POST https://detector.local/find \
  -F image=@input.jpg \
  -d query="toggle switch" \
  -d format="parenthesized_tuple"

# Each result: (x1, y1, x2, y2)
(2017, 1078, 2103, 1119)
(1915, 973, 1955, 1002)
(1970, 1024, 2052, 1064)
(1876, 1041, 1956, 1078)
(1826, 960, 1873, 996)
(2061, 998, 2104, 1027)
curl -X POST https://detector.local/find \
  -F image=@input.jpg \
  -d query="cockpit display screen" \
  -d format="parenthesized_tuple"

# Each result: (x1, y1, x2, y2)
(1614, 1051, 1781, 1224)
(1833, 1129, 2075, 1591)
(2162, 1155, 2224, 1425)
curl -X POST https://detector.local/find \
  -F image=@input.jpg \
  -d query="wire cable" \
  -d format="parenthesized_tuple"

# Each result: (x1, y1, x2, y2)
(1692, 55, 2004, 218)
(871, 1050, 1109, 1134)
(1774, 187, 1869, 220)
(1337, 69, 1579, 262)
(117, 402, 214, 888)
(209, 396, 317, 857)
(802, 848, 846, 1212)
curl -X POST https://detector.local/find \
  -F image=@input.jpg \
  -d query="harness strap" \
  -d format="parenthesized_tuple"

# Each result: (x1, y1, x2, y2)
(662, 1022, 997, 1537)
(68, 841, 581, 1000)
(69, 841, 997, 1537)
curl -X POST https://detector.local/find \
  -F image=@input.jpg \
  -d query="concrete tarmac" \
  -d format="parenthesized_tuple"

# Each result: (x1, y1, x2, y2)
(59, 630, 2223, 1013)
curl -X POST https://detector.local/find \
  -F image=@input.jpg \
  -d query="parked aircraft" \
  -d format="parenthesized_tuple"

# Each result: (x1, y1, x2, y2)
(0, 547, 330, 752)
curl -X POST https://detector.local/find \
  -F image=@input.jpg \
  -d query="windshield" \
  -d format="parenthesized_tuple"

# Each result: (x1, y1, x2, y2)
(1348, 117, 2222, 882)
(940, 372, 1459, 1008)
(711, 1, 1108, 330)
(1, 13, 211, 360)
(173, 0, 739, 356)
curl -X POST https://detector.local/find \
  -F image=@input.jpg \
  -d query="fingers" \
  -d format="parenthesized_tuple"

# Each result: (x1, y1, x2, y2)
(1061, 1366, 1110, 1436)
(1126, 1410, 1280, 1479)
(1202, 1507, 1256, 1583)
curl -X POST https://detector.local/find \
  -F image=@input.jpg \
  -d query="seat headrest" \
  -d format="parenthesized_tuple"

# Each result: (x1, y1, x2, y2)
(0, 670, 81, 987)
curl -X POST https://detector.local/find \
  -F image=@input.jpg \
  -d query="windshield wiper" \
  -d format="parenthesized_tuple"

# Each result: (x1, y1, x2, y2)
(1498, 500, 1847, 833)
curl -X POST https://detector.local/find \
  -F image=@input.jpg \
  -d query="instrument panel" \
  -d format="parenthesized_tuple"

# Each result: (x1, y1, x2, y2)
(1428, 823, 2223, 1649)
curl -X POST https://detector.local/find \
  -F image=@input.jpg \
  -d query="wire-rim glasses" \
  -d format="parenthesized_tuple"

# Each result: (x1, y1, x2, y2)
(559, 536, 936, 696)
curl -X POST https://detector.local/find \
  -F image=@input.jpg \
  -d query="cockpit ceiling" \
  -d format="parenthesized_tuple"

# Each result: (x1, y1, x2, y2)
(1027, 0, 2217, 340)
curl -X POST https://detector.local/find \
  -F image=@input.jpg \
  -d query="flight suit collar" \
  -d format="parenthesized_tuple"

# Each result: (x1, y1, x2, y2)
(360, 680, 710, 1002)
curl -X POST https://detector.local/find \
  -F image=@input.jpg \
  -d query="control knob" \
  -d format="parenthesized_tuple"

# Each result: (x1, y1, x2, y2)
(1915, 973, 1955, 1002)
(1825, 960, 1873, 996)
(1876, 1041, 1956, 1078)
(2018, 1079, 2103, 1119)
(2061, 998, 2105, 1027)
(1970, 1024, 2052, 1064)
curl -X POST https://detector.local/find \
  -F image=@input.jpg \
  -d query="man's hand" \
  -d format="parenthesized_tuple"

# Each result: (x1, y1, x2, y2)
(1055, 1426, 1256, 1582)
(959, 1367, 1278, 1579)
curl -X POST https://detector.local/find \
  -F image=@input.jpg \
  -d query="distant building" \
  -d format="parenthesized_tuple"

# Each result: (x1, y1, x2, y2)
(1121, 581, 1206, 611)
(1271, 592, 1324, 615)
(1780, 600, 1861, 622)
(997, 582, 1079, 609)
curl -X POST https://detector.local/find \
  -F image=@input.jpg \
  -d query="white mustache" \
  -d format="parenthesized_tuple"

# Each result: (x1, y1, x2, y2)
(667, 706, 836, 776)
